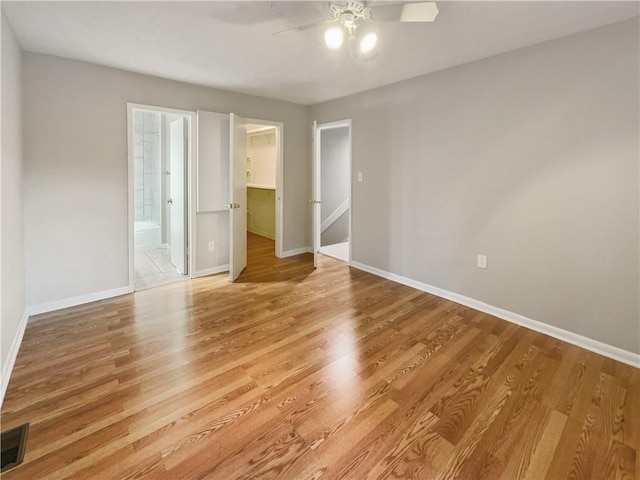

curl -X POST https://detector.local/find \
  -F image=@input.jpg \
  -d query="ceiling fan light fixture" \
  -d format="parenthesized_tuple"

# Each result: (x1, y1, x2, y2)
(324, 26, 344, 49)
(359, 32, 377, 54)
(347, 31, 378, 61)
(274, 1, 439, 62)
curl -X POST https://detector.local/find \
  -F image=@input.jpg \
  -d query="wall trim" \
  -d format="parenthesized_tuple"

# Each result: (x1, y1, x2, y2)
(26, 286, 133, 317)
(1, 311, 30, 408)
(349, 261, 640, 368)
(281, 246, 312, 258)
(192, 264, 229, 278)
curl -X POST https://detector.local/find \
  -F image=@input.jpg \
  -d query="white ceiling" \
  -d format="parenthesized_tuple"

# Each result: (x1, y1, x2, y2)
(3, 1, 638, 105)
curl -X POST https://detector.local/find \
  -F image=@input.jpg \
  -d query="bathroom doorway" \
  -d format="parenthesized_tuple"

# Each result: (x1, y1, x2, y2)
(245, 119, 284, 261)
(128, 105, 194, 290)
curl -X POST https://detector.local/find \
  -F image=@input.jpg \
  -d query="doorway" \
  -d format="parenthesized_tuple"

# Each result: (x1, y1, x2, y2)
(245, 122, 277, 262)
(245, 119, 284, 262)
(312, 120, 352, 266)
(128, 104, 194, 290)
(192, 112, 282, 282)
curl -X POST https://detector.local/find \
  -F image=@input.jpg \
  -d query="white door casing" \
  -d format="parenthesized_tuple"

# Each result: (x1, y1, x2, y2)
(312, 121, 320, 268)
(229, 113, 248, 281)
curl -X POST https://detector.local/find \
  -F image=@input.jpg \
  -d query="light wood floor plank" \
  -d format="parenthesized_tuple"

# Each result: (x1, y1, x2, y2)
(1, 233, 638, 479)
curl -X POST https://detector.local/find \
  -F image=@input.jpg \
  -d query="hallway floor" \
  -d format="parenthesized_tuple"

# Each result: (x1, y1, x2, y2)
(320, 241, 349, 262)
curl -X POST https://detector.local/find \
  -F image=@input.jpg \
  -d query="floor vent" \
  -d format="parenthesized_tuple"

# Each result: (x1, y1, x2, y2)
(1, 423, 29, 472)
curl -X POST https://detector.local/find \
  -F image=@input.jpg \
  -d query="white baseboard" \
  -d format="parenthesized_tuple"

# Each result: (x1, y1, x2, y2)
(350, 261, 640, 368)
(281, 246, 312, 258)
(1, 310, 30, 408)
(192, 264, 229, 278)
(26, 286, 133, 317)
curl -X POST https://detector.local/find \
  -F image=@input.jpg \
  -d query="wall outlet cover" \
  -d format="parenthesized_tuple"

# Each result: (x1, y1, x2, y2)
(208, 241, 215, 252)
(477, 254, 487, 269)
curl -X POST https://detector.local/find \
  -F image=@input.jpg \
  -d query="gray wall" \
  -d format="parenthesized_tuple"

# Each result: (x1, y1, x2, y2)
(23, 53, 309, 306)
(320, 126, 350, 246)
(323, 212, 349, 247)
(310, 19, 640, 354)
(1, 13, 25, 378)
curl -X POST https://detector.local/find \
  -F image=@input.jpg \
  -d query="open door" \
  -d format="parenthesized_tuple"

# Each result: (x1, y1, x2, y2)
(169, 117, 187, 274)
(229, 113, 247, 281)
(311, 121, 321, 268)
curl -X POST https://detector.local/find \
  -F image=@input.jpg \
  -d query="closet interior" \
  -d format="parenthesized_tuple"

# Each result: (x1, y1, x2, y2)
(246, 124, 277, 242)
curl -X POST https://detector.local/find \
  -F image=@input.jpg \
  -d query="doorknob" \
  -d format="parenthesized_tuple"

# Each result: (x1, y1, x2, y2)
(167, 198, 173, 205)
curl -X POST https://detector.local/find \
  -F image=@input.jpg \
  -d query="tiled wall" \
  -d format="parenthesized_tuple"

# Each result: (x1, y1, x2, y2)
(134, 111, 161, 224)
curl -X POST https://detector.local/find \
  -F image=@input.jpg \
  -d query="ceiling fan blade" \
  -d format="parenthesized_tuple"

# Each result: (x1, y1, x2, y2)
(369, 2, 439, 23)
(273, 19, 335, 36)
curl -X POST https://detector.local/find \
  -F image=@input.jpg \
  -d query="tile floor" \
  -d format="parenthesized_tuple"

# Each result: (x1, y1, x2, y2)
(135, 245, 188, 289)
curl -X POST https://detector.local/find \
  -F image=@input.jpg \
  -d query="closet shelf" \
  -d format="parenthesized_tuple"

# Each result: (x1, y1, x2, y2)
(247, 183, 275, 190)
(247, 126, 276, 136)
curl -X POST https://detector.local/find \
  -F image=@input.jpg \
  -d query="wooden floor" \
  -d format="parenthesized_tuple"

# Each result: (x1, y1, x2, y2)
(2, 233, 638, 479)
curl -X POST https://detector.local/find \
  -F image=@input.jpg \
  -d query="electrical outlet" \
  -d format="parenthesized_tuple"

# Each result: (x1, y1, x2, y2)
(357, 172, 363, 182)
(208, 241, 215, 252)
(477, 254, 487, 269)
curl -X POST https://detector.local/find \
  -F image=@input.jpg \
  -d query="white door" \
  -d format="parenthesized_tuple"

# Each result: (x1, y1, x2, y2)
(229, 113, 247, 281)
(169, 117, 187, 274)
(312, 121, 321, 268)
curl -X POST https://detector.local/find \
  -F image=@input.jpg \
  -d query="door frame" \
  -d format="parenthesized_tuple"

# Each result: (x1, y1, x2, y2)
(229, 113, 248, 282)
(244, 117, 285, 258)
(126, 102, 196, 290)
(313, 119, 353, 265)
(168, 116, 188, 275)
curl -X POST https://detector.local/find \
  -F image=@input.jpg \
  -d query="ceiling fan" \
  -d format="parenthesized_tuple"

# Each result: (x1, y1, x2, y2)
(274, 1, 439, 60)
